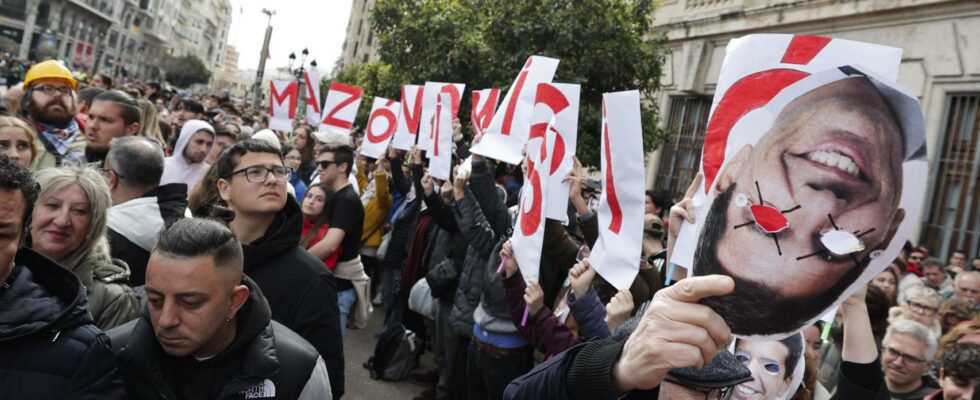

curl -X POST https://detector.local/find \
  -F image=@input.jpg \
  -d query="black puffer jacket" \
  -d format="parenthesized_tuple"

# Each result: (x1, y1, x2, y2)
(106, 183, 188, 286)
(240, 198, 345, 399)
(108, 276, 329, 400)
(0, 248, 126, 399)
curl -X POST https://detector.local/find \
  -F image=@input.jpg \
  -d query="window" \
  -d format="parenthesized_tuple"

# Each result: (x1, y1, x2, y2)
(652, 96, 712, 201)
(920, 93, 980, 261)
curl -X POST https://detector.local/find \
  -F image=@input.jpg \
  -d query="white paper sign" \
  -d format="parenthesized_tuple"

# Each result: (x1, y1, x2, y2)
(418, 82, 465, 154)
(469, 55, 560, 164)
(512, 117, 557, 284)
(427, 94, 454, 181)
(304, 69, 322, 127)
(529, 83, 580, 224)
(268, 80, 297, 132)
(318, 82, 363, 135)
(392, 85, 424, 150)
(360, 97, 401, 159)
(470, 88, 500, 132)
(590, 90, 645, 290)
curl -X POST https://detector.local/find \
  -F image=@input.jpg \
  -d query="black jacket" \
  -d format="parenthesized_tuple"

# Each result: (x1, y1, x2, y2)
(240, 198, 345, 399)
(0, 248, 126, 399)
(106, 183, 188, 285)
(108, 277, 329, 400)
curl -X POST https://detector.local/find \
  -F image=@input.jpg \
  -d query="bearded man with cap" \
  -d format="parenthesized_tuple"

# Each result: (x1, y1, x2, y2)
(20, 60, 87, 169)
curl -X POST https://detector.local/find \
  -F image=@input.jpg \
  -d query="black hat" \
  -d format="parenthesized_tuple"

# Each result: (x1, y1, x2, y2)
(668, 350, 752, 389)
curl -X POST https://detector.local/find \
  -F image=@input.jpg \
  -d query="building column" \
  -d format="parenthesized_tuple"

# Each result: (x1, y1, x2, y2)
(18, 0, 41, 59)
(57, 13, 72, 58)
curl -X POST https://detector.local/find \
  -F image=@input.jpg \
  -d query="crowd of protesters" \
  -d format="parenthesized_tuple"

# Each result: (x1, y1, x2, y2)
(0, 59, 977, 400)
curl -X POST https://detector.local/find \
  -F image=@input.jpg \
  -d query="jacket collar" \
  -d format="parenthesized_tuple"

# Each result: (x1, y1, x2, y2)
(0, 247, 90, 341)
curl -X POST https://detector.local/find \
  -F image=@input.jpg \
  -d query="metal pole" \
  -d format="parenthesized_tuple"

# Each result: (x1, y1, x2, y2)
(252, 9, 275, 111)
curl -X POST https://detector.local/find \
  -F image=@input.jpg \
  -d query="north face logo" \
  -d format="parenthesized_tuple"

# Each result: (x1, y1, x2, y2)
(240, 379, 276, 399)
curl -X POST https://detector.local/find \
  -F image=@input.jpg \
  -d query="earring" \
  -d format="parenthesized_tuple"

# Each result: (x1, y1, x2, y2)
(225, 317, 232, 323)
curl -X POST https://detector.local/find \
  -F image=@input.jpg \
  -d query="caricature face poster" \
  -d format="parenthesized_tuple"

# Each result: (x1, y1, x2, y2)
(672, 34, 928, 338)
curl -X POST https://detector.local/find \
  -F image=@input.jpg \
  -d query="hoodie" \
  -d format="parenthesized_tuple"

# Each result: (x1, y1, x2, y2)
(160, 120, 214, 188)
(108, 277, 331, 400)
(0, 248, 127, 399)
(239, 197, 345, 399)
(107, 183, 189, 285)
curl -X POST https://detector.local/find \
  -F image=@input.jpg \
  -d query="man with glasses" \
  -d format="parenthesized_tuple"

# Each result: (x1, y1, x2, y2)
(215, 139, 345, 399)
(20, 60, 86, 168)
(881, 319, 939, 399)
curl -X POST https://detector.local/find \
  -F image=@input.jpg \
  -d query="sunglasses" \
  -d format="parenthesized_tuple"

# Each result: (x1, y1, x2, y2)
(317, 160, 338, 169)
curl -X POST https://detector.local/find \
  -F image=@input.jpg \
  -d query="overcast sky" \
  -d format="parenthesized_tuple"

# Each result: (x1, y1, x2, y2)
(226, 0, 353, 73)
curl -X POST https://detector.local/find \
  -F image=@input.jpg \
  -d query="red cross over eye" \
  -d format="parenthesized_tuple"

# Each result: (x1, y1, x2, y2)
(750, 204, 789, 234)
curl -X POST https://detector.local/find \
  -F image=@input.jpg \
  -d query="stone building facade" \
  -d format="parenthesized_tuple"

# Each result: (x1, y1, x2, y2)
(338, 0, 379, 70)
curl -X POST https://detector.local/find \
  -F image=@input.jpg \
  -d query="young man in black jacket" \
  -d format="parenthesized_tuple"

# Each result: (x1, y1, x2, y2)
(214, 139, 345, 398)
(107, 218, 331, 399)
(0, 155, 126, 399)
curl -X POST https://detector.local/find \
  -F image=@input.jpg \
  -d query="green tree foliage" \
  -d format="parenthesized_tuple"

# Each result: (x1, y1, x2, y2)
(162, 55, 212, 88)
(333, 0, 666, 166)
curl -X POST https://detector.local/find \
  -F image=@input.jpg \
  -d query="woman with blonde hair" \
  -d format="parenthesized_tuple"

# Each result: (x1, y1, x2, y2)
(30, 165, 140, 330)
(137, 98, 166, 148)
(0, 115, 38, 169)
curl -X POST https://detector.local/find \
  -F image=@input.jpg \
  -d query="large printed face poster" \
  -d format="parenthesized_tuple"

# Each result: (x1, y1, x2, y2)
(671, 34, 927, 338)
(731, 333, 806, 400)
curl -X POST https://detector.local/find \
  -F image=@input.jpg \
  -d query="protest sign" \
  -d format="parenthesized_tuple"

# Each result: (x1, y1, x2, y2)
(511, 118, 557, 284)
(418, 82, 465, 154)
(589, 90, 646, 291)
(360, 97, 401, 159)
(318, 82, 363, 135)
(671, 34, 926, 338)
(392, 85, 424, 150)
(269, 80, 297, 132)
(471, 88, 500, 132)
(731, 333, 806, 400)
(529, 83, 580, 224)
(304, 69, 322, 127)
(427, 94, 454, 181)
(470, 55, 560, 164)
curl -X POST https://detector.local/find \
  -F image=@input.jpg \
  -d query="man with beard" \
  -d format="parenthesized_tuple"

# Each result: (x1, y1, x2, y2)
(20, 60, 87, 169)
(160, 119, 213, 189)
(85, 90, 141, 164)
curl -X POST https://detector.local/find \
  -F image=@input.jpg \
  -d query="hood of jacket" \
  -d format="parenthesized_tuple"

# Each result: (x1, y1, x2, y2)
(242, 195, 303, 272)
(0, 247, 92, 341)
(171, 120, 214, 164)
(107, 183, 188, 252)
(161, 121, 213, 187)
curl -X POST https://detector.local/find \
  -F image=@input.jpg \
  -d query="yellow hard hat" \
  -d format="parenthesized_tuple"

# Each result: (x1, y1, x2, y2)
(24, 60, 77, 90)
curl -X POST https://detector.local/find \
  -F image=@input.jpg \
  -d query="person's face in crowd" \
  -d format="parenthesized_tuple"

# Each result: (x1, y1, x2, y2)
(27, 78, 77, 126)
(644, 193, 656, 215)
(733, 340, 793, 400)
(91, 75, 109, 90)
(909, 251, 926, 264)
(0, 126, 33, 168)
(871, 270, 898, 300)
(0, 188, 26, 282)
(284, 148, 302, 172)
(881, 332, 932, 389)
(707, 78, 906, 300)
(954, 274, 980, 305)
(904, 295, 939, 327)
(182, 130, 213, 164)
(144, 252, 248, 358)
(939, 369, 978, 400)
(218, 152, 287, 216)
(949, 251, 967, 268)
(293, 128, 309, 151)
(205, 135, 235, 165)
(923, 266, 946, 287)
(802, 325, 822, 364)
(204, 97, 219, 110)
(177, 108, 199, 126)
(658, 380, 730, 400)
(30, 183, 90, 263)
(86, 100, 139, 154)
(943, 313, 969, 334)
(301, 186, 327, 218)
(3, 86, 23, 113)
(317, 151, 345, 186)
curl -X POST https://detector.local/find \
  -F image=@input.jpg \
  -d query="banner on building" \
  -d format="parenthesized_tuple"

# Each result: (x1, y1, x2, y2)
(360, 97, 401, 159)
(269, 80, 298, 132)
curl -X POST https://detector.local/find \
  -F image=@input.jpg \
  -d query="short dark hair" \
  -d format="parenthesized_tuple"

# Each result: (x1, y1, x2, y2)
(951, 249, 966, 257)
(0, 154, 38, 234)
(942, 343, 980, 381)
(780, 333, 803, 380)
(921, 258, 944, 271)
(320, 144, 354, 178)
(216, 139, 283, 180)
(180, 99, 205, 115)
(78, 87, 105, 105)
(213, 123, 238, 141)
(694, 184, 874, 335)
(107, 136, 164, 188)
(93, 90, 141, 126)
(147, 82, 162, 92)
(94, 73, 112, 89)
(219, 102, 240, 116)
(154, 218, 243, 272)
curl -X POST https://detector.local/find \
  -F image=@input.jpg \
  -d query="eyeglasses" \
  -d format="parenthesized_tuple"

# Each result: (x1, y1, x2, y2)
(907, 300, 938, 315)
(34, 85, 73, 96)
(317, 160, 338, 169)
(664, 377, 734, 400)
(230, 165, 292, 183)
(883, 346, 927, 365)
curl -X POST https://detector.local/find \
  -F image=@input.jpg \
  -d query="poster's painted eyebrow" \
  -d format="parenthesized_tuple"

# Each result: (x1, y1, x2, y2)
(772, 235, 783, 256)
(734, 220, 755, 230)
(856, 228, 876, 238)
(781, 205, 801, 214)
(756, 181, 764, 204)
(797, 249, 826, 261)
(828, 214, 840, 230)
